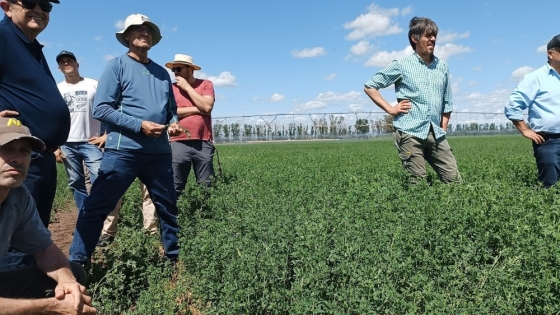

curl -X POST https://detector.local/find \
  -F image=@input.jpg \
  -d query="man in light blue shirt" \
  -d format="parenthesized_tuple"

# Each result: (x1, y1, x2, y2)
(505, 34, 560, 187)
(364, 17, 461, 184)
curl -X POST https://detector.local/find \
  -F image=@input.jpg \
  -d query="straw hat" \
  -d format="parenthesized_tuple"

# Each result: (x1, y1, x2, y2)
(165, 54, 201, 70)
(115, 14, 162, 47)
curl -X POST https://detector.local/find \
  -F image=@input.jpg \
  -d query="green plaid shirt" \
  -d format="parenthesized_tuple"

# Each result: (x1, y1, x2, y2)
(364, 53, 453, 140)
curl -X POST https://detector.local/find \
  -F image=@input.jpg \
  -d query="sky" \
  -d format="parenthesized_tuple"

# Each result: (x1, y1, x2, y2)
(36, 0, 556, 127)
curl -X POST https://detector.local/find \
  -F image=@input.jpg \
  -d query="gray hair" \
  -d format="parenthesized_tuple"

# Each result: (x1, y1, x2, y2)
(408, 17, 439, 50)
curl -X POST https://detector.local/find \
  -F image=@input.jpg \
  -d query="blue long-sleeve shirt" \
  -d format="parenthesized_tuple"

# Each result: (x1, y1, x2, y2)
(93, 54, 178, 153)
(505, 63, 560, 133)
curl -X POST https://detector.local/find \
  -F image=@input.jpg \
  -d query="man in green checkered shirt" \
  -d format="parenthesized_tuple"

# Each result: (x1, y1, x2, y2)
(364, 16, 461, 184)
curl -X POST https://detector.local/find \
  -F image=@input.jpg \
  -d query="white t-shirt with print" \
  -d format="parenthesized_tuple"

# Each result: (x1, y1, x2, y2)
(57, 77, 101, 142)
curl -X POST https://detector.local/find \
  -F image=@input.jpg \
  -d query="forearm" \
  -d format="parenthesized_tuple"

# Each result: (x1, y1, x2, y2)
(177, 106, 204, 119)
(364, 87, 394, 114)
(35, 244, 76, 284)
(0, 297, 55, 315)
(179, 85, 214, 114)
(441, 112, 451, 131)
(93, 103, 142, 133)
(511, 119, 531, 133)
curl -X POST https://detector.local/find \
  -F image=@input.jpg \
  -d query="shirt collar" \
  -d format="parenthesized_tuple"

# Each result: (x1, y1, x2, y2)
(413, 52, 438, 66)
(2, 14, 42, 47)
(546, 63, 560, 76)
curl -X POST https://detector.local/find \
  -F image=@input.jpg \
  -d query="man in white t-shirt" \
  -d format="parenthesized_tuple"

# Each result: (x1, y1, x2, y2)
(55, 50, 104, 213)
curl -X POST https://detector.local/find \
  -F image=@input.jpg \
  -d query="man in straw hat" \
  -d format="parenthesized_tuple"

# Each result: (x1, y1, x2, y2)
(69, 13, 182, 265)
(505, 34, 560, 188)
(0, 117, 96, 314)
(166, 54, 216, 195)
(0, 0, 71, 270)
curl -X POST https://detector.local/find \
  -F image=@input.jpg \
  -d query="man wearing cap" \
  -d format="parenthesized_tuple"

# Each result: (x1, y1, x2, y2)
(505, 34, 560, 188)
(166, 54, 216, 195)
(0, 117, 96, 314)
(55, 50, 104, 213)
(0, 0, 70, 270)
(69, 14, 182, 265)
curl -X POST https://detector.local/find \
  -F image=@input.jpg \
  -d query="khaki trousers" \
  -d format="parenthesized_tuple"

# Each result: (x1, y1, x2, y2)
(393, 129, 461, 184)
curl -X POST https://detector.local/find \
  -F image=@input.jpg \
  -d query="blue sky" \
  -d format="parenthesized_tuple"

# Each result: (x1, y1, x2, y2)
(38, 0, 555, 127)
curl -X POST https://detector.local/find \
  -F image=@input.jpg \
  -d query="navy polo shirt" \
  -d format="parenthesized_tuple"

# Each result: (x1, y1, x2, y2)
(0, 15, 69, 148)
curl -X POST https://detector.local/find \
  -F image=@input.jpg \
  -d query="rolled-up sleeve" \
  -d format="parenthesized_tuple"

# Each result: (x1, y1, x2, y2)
(364, 60, 402, 90)
(505, 74, 538, 121)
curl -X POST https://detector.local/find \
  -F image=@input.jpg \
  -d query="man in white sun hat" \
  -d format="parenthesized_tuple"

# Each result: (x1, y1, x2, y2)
(166, 54, 216, 196)
(69, 13, 183, 266)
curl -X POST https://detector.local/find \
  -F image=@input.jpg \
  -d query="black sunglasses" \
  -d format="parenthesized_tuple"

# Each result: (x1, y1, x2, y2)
(172, 67, 185, 72)
(12, 0, 53, 13)
(129, 25, 155, 35)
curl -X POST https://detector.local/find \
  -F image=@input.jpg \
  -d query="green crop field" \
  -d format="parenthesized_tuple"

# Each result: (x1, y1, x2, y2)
(54, 135, 560, 314)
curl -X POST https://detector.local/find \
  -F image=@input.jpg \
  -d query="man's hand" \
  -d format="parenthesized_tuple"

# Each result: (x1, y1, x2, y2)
(0, 110, 19, 117)
(49, 294, 97, 314)
(175, 76, 192, 92)
(54, 149, 64, 163)
(167, 122, 183, 137)
(141, 121, 167, 138)
(54, 281, 93, 312)
(521, 129, 545, 144)
(388, 99, 412, 116)
(88, 134, 107, 149)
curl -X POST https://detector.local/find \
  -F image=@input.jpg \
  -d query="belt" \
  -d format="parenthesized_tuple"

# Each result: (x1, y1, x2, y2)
(538, 133, 560, 140)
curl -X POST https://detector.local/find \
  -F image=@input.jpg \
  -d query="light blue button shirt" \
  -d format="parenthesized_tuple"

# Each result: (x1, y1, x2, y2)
(505, 63, 560, 133)
(364, 53, 453, 140)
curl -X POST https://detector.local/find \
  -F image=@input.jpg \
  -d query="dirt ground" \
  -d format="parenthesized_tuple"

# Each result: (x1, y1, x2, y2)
(49, 209, 78, 256)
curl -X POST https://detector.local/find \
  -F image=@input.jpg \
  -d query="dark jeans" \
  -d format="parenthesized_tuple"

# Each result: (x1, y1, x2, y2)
(0, 152, 57, 271)
(533, 135, 560, 188)
(69, 149, 180, 264)
(0, 262, 86, 298)
(171, 140, 215, 197)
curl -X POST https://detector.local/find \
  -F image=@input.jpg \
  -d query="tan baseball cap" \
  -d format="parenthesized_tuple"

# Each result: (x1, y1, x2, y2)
(0, 117, 45, 151)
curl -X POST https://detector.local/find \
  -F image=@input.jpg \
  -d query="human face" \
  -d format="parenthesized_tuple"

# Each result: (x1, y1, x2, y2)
(0, 139, 32, 190)
(172, 65, 193, 79)
(124, 24, 154, 50)
(57, 56, 79, 75)
(412, 32, 437, 58)
(1, 0, 50, 41)
(548, 48, 560, 71)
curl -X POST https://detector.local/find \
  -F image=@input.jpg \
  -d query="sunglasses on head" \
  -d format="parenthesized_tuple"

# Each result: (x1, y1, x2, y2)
(129, 25, 155, 35)
(12, 0, 53, 13)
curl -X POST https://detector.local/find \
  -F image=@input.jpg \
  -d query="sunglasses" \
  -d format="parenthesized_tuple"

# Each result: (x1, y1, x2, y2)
(172, 67, 186, 72)
(129, 25, 155, 35)
(12, 0, 53, 13)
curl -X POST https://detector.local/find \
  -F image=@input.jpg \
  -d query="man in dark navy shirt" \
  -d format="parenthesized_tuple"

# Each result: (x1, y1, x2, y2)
(0, 0, 70, 271)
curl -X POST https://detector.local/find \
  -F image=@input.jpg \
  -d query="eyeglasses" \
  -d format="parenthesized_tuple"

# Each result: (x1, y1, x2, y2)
(172, 67, 185, 72)
(129, 25, 155, 35)
(11, 0, 53, 13)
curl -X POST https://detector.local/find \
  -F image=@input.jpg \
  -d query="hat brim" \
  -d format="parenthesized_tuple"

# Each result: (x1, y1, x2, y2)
(115, 21, 162, 48)
(165, 61, 201, 70)
(49, 0, 60, 3)
(56, 54, 76, 63)
(0, 134, 45, 151)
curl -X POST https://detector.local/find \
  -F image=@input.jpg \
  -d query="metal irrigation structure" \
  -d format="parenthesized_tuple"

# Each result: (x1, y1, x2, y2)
(210, 111, 519, 143)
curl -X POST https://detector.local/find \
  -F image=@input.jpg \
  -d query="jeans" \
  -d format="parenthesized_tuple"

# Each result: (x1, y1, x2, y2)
(0, 152, 56, 271)
(533, 136, 560, 188)
(60, 142, 104, 212)
(69, 149, 180, 264)
(171, 140, 215, 197)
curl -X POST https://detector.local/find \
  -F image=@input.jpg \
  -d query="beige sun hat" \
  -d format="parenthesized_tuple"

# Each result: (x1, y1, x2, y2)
(165, 54, 201, 70)
(115, 14, 162, 48)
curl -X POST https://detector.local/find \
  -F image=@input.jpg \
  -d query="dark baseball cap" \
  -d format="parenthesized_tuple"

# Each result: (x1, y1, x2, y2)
(547, 34, 560, 51)
(0, 117, 45, 151)
(56, 50, 76, 63)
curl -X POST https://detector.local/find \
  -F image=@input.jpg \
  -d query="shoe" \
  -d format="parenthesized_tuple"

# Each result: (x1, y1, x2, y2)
(97, 234, 114, 247)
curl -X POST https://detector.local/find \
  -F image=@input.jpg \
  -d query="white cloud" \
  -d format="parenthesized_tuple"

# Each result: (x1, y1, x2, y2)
(349, 40, 373, 55)
(316, 91, 362, 102)
(511, 66, 534, 80)
(401, 6, 413, 16)
(348, 104, 363, 112)
(115, 20, 125, 30)
(94, 35, 102, 42)
(464, 89, 511, 113)
(104, 54, 116, 61)
(291, 47, 326, 58)
(294, 101, 328, 112)
(270, 93, 285, 102)
(437, 31, 470, 44)
(365, 46, 414, 67)
(537, 45, 547, 53)
(324, 73, 337, 81)
(343, 4, 404, 40)
(472, 66, 483, 71)
(434, 43, 472, 60)
(208, 71, 237, 87)
(451, 76, 463, 94)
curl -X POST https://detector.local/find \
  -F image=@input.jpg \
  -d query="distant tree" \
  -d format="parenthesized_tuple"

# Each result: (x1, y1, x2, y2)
(244, 124, 253, 137)
(355, 118, 370, 134)
(222, 124, 230, 138)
